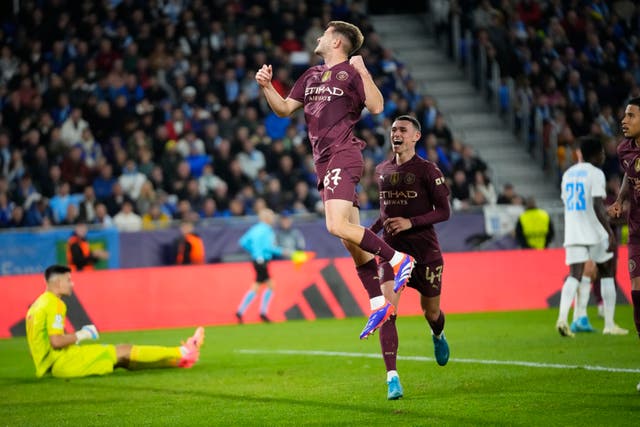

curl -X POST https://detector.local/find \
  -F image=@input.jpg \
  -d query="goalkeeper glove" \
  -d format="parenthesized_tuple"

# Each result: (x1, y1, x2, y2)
(75, 324, 99, 344)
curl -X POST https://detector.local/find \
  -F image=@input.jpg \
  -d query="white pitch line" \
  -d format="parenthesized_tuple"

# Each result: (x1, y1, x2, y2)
(237, 349, 640, 374)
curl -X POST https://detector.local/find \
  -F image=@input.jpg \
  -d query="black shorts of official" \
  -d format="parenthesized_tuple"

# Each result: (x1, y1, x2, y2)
(253, 260, 271, 283)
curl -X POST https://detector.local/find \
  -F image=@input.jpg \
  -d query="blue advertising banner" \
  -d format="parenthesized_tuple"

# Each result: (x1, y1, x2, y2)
(0, 228, 120, 276)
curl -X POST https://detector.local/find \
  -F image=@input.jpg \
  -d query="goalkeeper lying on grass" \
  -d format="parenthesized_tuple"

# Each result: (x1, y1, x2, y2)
(26, 265, 205, 378)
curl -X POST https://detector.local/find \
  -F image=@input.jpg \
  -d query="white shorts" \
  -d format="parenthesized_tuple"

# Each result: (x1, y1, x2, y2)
(564, 239, 613, 266)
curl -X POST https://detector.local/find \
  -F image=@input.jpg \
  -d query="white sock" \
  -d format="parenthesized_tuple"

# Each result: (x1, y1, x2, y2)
(601, 277, 617, 329)
(558, 276, 579, 323)
(574, 276, 591, 320)
(389, 251, 404, 266)
(387, 370, 398, 382)
(370, 295, 385, 311)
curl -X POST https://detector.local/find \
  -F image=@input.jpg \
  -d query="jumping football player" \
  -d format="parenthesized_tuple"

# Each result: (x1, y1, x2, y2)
(255, 21, 415, 339)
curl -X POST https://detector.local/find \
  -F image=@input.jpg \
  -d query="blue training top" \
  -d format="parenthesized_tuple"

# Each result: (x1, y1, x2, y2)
(238, 222, 283, 262)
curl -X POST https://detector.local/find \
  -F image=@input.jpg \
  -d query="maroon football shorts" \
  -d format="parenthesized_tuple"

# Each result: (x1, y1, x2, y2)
(315, 149, 363, 206)
(380, 257, 444, 298)
(627, 243, 640, 279)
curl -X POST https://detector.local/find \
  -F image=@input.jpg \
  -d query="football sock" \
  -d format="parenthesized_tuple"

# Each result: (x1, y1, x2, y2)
(237, 290, 256, 315)
(260, 288, 273, 315)
(359, 228, 396, 261)
(592, 277, 602, 304)
(558, 276, 579, 323)
(128, 345, 182, 369)
(427, 310, 445, 337)
(632, 290, 640, 338)
(379, 315, 398, 372)
(386, 370, 399, 382)
(601, 277, 617, 329)
(356, 258, 383, 300)
(574, 276, 591, 320)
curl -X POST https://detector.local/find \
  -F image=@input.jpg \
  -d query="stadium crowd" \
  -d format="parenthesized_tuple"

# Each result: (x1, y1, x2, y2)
(0, 0, 499, 231)
(1, 0, 453, 231)
(4, 0, 637, 232)
(452, 0, 639, 187)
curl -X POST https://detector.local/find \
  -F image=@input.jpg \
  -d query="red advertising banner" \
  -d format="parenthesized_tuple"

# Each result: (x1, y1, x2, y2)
(2, 248, 631, 338)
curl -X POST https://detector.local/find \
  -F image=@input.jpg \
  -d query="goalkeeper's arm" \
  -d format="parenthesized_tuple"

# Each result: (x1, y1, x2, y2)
(49, 325, 100, 349)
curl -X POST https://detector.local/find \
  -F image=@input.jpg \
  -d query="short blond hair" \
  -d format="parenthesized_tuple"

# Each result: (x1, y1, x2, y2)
(328, 21, 364, 55)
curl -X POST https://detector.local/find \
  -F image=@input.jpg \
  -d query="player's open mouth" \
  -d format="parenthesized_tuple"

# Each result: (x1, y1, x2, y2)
(392, 140, 403, 145)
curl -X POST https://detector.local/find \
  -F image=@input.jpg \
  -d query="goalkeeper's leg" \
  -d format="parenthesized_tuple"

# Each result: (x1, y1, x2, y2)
(119, 327, 205, 369)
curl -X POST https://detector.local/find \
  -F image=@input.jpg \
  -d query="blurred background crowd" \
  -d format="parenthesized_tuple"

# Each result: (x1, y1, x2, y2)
(0, 0, 638, 231)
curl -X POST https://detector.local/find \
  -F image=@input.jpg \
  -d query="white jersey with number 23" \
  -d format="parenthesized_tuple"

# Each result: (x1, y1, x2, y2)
(561, 162, 608, 246)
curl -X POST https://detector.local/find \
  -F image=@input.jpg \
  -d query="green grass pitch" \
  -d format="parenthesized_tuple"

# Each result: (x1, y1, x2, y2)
(1, 307, 638, 426)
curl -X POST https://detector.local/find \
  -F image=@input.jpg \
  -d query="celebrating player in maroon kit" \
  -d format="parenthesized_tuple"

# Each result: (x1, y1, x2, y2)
(255, 21, 415, 339)
(607, 97, 640, 390)
(371, 115, 451, 400)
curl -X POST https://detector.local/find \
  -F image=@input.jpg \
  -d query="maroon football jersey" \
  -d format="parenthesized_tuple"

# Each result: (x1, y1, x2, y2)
(288, 61, 366, 163)
(375, 155, 450, 262)
(617, 138, 640, 244)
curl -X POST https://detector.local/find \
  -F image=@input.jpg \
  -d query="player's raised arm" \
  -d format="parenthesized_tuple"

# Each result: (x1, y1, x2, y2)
(255, 64, 303, 117)
(349, 55, 383, 115)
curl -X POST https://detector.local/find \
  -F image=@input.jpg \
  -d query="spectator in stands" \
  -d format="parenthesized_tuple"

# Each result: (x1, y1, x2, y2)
(198, 163, 225, 197)
(8, 149, 26, 188)
(236, 135, 266, 183)
(136, 181, 157, 217)
(92, 202, 114, 229)
(0, 191, 14, 228)
(60, 108, 88, 148)
(142, 202, 171, 230)
(12, 174, 38, 208)
(183, 179, 205, 213)
(454, 144, 488, 182)
(61, 203, 80, 226)
(199, 197, 220, 221)
(104, 181, 132, 217)
(50, 182, 83, 225)
(78, 186, 97, 224)
(113, 200, 142, 232)
(6, 205, 27, 228)
(515, 197, 555, 249)
(93, 163, 117, 202)
(470, 170, 497, 206)
(276, 212, 306, 253)
(429, 113, 453, 151)
(420, 133, 452, 176)
(60, 146, 91, 194)
(497, 182, 518, 205)
(119, 159, 148, 201)
(416, 95, 439, 133)
(0, 131, 12, 178)
(450, 169, 472, 211)
(77, 128, 102, 169)
(176, 130, 206, 159)
(292, 180, 320, 214)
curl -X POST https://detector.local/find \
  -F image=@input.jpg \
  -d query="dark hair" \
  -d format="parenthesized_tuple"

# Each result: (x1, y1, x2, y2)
(44, 265, 71, 282)
(579, 136, 603, 161)
(328, 21, 364, 55)
(395, 115, 421, 132)
(629, 97, 640, 108)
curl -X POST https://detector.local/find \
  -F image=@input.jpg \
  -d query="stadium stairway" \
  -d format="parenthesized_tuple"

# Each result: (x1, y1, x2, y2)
(370, 14, 561, 208)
